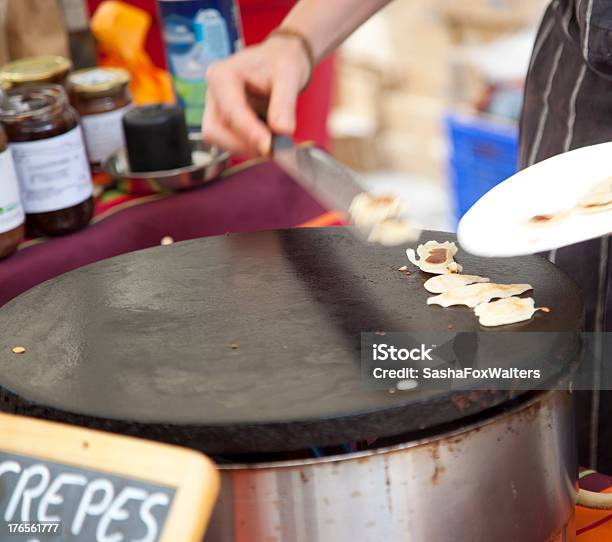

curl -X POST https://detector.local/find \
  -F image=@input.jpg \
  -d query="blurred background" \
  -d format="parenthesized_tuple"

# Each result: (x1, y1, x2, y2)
(329, 0, 548, 231)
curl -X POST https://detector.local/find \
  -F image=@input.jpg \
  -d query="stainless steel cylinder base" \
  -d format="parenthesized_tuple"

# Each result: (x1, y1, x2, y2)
(206, 390, 576, 542)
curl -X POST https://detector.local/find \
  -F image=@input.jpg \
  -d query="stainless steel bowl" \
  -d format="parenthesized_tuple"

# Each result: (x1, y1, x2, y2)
(101, 134, 230, 194)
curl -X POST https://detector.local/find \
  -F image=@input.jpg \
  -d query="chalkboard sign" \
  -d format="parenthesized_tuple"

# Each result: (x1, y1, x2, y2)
(0, 413, 219, 541)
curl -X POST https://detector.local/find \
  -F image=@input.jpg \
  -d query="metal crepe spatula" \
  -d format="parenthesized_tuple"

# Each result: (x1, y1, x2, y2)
(271, 135, 420, 246)
(271, 135, 365, 221)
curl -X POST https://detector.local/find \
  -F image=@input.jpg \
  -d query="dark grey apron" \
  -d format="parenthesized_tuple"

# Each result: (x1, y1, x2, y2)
(519, 0, 612, 471)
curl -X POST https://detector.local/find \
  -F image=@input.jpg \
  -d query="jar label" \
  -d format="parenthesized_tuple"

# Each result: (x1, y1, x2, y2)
(81, 104, 133, 163)
(10, 126, 93, 214)
(0, 149, 25, 234)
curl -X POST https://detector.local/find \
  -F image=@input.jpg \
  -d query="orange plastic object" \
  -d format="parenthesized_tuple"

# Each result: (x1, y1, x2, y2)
(91, 1, 175, 105)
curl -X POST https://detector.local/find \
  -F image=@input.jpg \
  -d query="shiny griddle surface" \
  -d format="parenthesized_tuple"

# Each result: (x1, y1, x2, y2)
(0, 228, 583, 454)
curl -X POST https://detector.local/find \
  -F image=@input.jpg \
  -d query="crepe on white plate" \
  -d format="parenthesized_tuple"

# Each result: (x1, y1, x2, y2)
(458, 142, 612, 257)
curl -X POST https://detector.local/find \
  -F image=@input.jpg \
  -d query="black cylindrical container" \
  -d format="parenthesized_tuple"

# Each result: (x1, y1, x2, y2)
(122, 104, 192, 172)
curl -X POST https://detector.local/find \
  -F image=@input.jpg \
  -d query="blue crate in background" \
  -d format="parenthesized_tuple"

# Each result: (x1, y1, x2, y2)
(446, 113, 518, 225)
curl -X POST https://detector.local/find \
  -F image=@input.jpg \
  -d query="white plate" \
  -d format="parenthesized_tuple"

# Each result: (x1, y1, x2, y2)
(457, 142, 612, 257)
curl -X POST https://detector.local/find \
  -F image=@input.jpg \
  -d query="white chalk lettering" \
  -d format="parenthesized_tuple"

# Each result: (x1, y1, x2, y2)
(38, 472, 87, 522)
(135, 492, 169, 542)
(71, 478, 114, 536)
(97, 487, 148, 542)
(5, 464, 50, 521)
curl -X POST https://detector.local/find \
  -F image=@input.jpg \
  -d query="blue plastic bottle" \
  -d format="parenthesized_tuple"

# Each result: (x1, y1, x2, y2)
(157, 0, 243, 130)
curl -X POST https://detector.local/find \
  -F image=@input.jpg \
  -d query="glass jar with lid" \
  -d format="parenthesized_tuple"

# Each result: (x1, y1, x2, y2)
(0, 56, 72, 90)
(0, 124, 25, 258)
(68, 67, 133, 170)
(0, 84, 93, 237)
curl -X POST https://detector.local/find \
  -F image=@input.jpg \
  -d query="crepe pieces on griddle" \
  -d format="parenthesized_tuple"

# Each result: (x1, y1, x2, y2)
(348, 193, 421, 246)
(406, 240, 463, 274)
(427, 283, 533, 308)
(576, 176, 612, 214)
(423, 274, 490, 294)
(474, 297, 550, 327)
(399, 237, 549, 327)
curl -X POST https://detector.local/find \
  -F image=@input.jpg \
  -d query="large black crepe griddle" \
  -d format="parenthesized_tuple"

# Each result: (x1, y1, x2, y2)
(0, 228, 583, 454)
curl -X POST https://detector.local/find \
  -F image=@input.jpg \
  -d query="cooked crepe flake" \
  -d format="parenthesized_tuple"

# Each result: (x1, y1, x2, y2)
(406, 240, 463, 274)
(427, 282, 533, 308)
(576, 176, 612, 214)
(474, 297, 548, 327)
(525, 209, 571, 227)
(348, 193, 402, 227)
(368, 217, 420, 246)
(424, 274, 490, 294)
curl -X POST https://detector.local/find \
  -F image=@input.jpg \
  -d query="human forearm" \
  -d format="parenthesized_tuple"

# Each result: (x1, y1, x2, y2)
(279, 0, 393, 62)
(202, 0, 391, 156)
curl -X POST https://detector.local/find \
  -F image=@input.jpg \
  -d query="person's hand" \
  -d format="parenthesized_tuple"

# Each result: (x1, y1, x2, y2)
(202, 35, 312, 157)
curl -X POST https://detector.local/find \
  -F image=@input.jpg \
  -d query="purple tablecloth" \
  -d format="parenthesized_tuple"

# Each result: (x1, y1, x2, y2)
(0, 161, 329, 307)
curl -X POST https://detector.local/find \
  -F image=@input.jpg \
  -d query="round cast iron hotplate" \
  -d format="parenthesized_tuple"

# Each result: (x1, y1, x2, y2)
(0, 228, 583, 453)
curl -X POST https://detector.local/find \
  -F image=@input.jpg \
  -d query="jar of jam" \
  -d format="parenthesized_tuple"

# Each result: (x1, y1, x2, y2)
(0, 125, 25, 259)
(68, 67, 133, 170)
(0, 56, 72, 90)
(0, 85, 93, 237)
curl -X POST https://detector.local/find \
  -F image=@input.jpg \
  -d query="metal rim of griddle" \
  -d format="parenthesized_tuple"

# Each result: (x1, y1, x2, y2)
(0, 385, 569, 459)
(215, 389, 561, 468)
